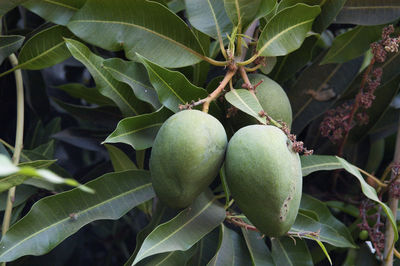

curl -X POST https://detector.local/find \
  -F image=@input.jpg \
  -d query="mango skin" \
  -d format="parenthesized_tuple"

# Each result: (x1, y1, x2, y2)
(225, 125, 302, 237)
(231, 74, 293, 128)
(150, 110, 227, 209)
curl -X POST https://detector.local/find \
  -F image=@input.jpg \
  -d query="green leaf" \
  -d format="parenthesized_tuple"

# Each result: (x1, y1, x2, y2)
(132, 190, 225, 265)
(0, 170, 155, 262)
(256, 4, 320, 57)
(18, 25, 73, 70)
(138, 246, 197, 266)
(225, 89, 266, 124)
(207, 225, 234, 265)
(138, 55, 208, 113)
(104, 107, 173, 150)
(0, 35, 24, 65)
(65, 39, 150, 117)
(23, 0, 85, 25)
(230, 228, 252, 266)
(300, 194, 356, 247)
(241, 228, 274, 266)
(289, 55, 363, 134)
(271, 237, 313, 266)
(301, 155, 342, 177)
(313, 0, 347, 33)
(277, 0, 322, 13)
(337, 156, 398, 241)
(307, 235, 332, 265)
(321, 26, 382, 64)
(67, 0, 205, 68)
(56, 83, 115, 106)
(103, 58, 161, 109)
(223, 0, 275, 29)
(104, 144, 138, 172)
(184, 0, 232, 40)
(0, 0, 29, 16)
(0, 185, 37, 211)
(335, 0, 400, 26)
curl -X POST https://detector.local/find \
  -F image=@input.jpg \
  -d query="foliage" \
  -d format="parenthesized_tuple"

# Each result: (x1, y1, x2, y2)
(0, 0, 400, 265)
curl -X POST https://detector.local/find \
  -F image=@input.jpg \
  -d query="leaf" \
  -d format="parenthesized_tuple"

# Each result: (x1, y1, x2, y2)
(337, 156, 398, 241)
(301, 155, 342, 177)
(67, 0, 205, 68)
(65, 39, 150, 117)
(370, 107, 400, 141)
(103, 58, 161, 109)
(241, 228, 274, 266)
(207, 225, 234, 265)
(230, 228, 252, 266)
(312, 0, 347, 33)
(18, 25, 73, 70)
(225, 89, 266, 124)
(184, 0, 232, 40)
(0, 170, 155, 262)
(289, 55, 363, 134)
(277, 0, 322, 13)
(187, 228, 220, 265)
(23, 0, 85, 25)
(321, 26, 383, 64)
(256, 4, 321, 57)
(138, 246, 197, 266)
(223, 0, 275, 29)
(300, 194, 356, 247)
(0, 185, 37, 211)
(104, 107, 173, 150)
(0, 0, 29, 16)
(271, 237, 313, 266)
(56, 83, 115, 106)
(104, 144, 137, 172)
(0, 35, 24, 65)
(335, 0, 400, 26)
(307, 235, 332, 265)
(132, 190, 225, 265)
(138, 55, 208, 113)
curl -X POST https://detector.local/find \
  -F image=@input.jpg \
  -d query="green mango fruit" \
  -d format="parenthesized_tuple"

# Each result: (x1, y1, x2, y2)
(230, 73, 293, 129)
(225, 125, 302, 237)
(150, 110, 227, 209)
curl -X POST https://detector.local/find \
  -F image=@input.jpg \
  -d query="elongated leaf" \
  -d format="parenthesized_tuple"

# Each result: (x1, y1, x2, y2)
(322, 26, 382, 64)
(18, 25, 73, 70)
(207, 225, 234, 265)
(241, 228, 274, 266)
(184, 0, 232, 40)
(256, 4, 320, 57)
(313, 0, 347, 33)
(277, 0, 322, 13)
(335, 0, 400, 26)
(224, 0, 275, 29)
(225, 89, 266, 124)
(23, 0, 85, 25)
(56, 83, 114, 106)
(230, 228, 252, 266)
(271, 237, 312, 266)
(104, 144, 137, 172)
(103, 58, 161, 109)
(0, 170, 155, 262)
(0, 159, 56, 193)
(0, 35, 24, 65)
(337, 157, 398, 241)
(104, 107, 173, 150)
(138, 55, 208, 113)
(133, 190, 225, 265)
(0, 0, 29, 16)
(138, 246, 197, 266)
(65, 39, 150, 117)
(300, 194, 356, 246)
(67, 0, 204, 68)
(0, 185, 37, 211)
(301, 155, 342, 177)
(289, 55, 363, 134)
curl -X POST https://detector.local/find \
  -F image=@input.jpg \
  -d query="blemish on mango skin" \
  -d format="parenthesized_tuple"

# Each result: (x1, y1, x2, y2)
(280, 181, 296, 222)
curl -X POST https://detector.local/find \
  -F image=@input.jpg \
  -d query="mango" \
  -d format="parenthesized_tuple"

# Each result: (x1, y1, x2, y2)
(150, 110, 227, 209)
(225, 125, 302, 237)
(230, 74, 293, 129)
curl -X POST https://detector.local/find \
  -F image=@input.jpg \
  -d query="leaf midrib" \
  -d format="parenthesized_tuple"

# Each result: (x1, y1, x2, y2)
(302, 162, 341, 171)
(0, 182, 152, 258)
(43, 0, 79, 10)
(108, 122, 163, 140)
(0, 37, 23, 50)
(230, 90, 265, 124)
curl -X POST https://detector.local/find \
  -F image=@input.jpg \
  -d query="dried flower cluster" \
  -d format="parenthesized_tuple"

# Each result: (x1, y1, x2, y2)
(320, 25, 399, 144)
(389, 162, 400, 198)
(358, 200, 385, 258)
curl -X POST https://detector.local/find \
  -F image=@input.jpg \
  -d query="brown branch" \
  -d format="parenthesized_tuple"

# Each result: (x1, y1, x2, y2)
(225, 214, 259, 232)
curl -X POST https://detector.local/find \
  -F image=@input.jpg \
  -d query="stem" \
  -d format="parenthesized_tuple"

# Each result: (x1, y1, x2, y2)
(202, 67, 237, 113)
(383, 118, 400, 266)
(356, 167, 387, 188)
(1, 54, 24, 237)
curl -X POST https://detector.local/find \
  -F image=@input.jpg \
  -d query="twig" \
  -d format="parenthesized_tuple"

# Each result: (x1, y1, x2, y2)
(383, 117, 400, 266)
(1, 54, 24, 239)
(225, 212, 259, 232)
(356, 167, 387, 188)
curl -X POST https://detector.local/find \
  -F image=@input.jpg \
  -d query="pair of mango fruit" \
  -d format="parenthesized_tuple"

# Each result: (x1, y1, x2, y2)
(150, 74, 302, 237)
